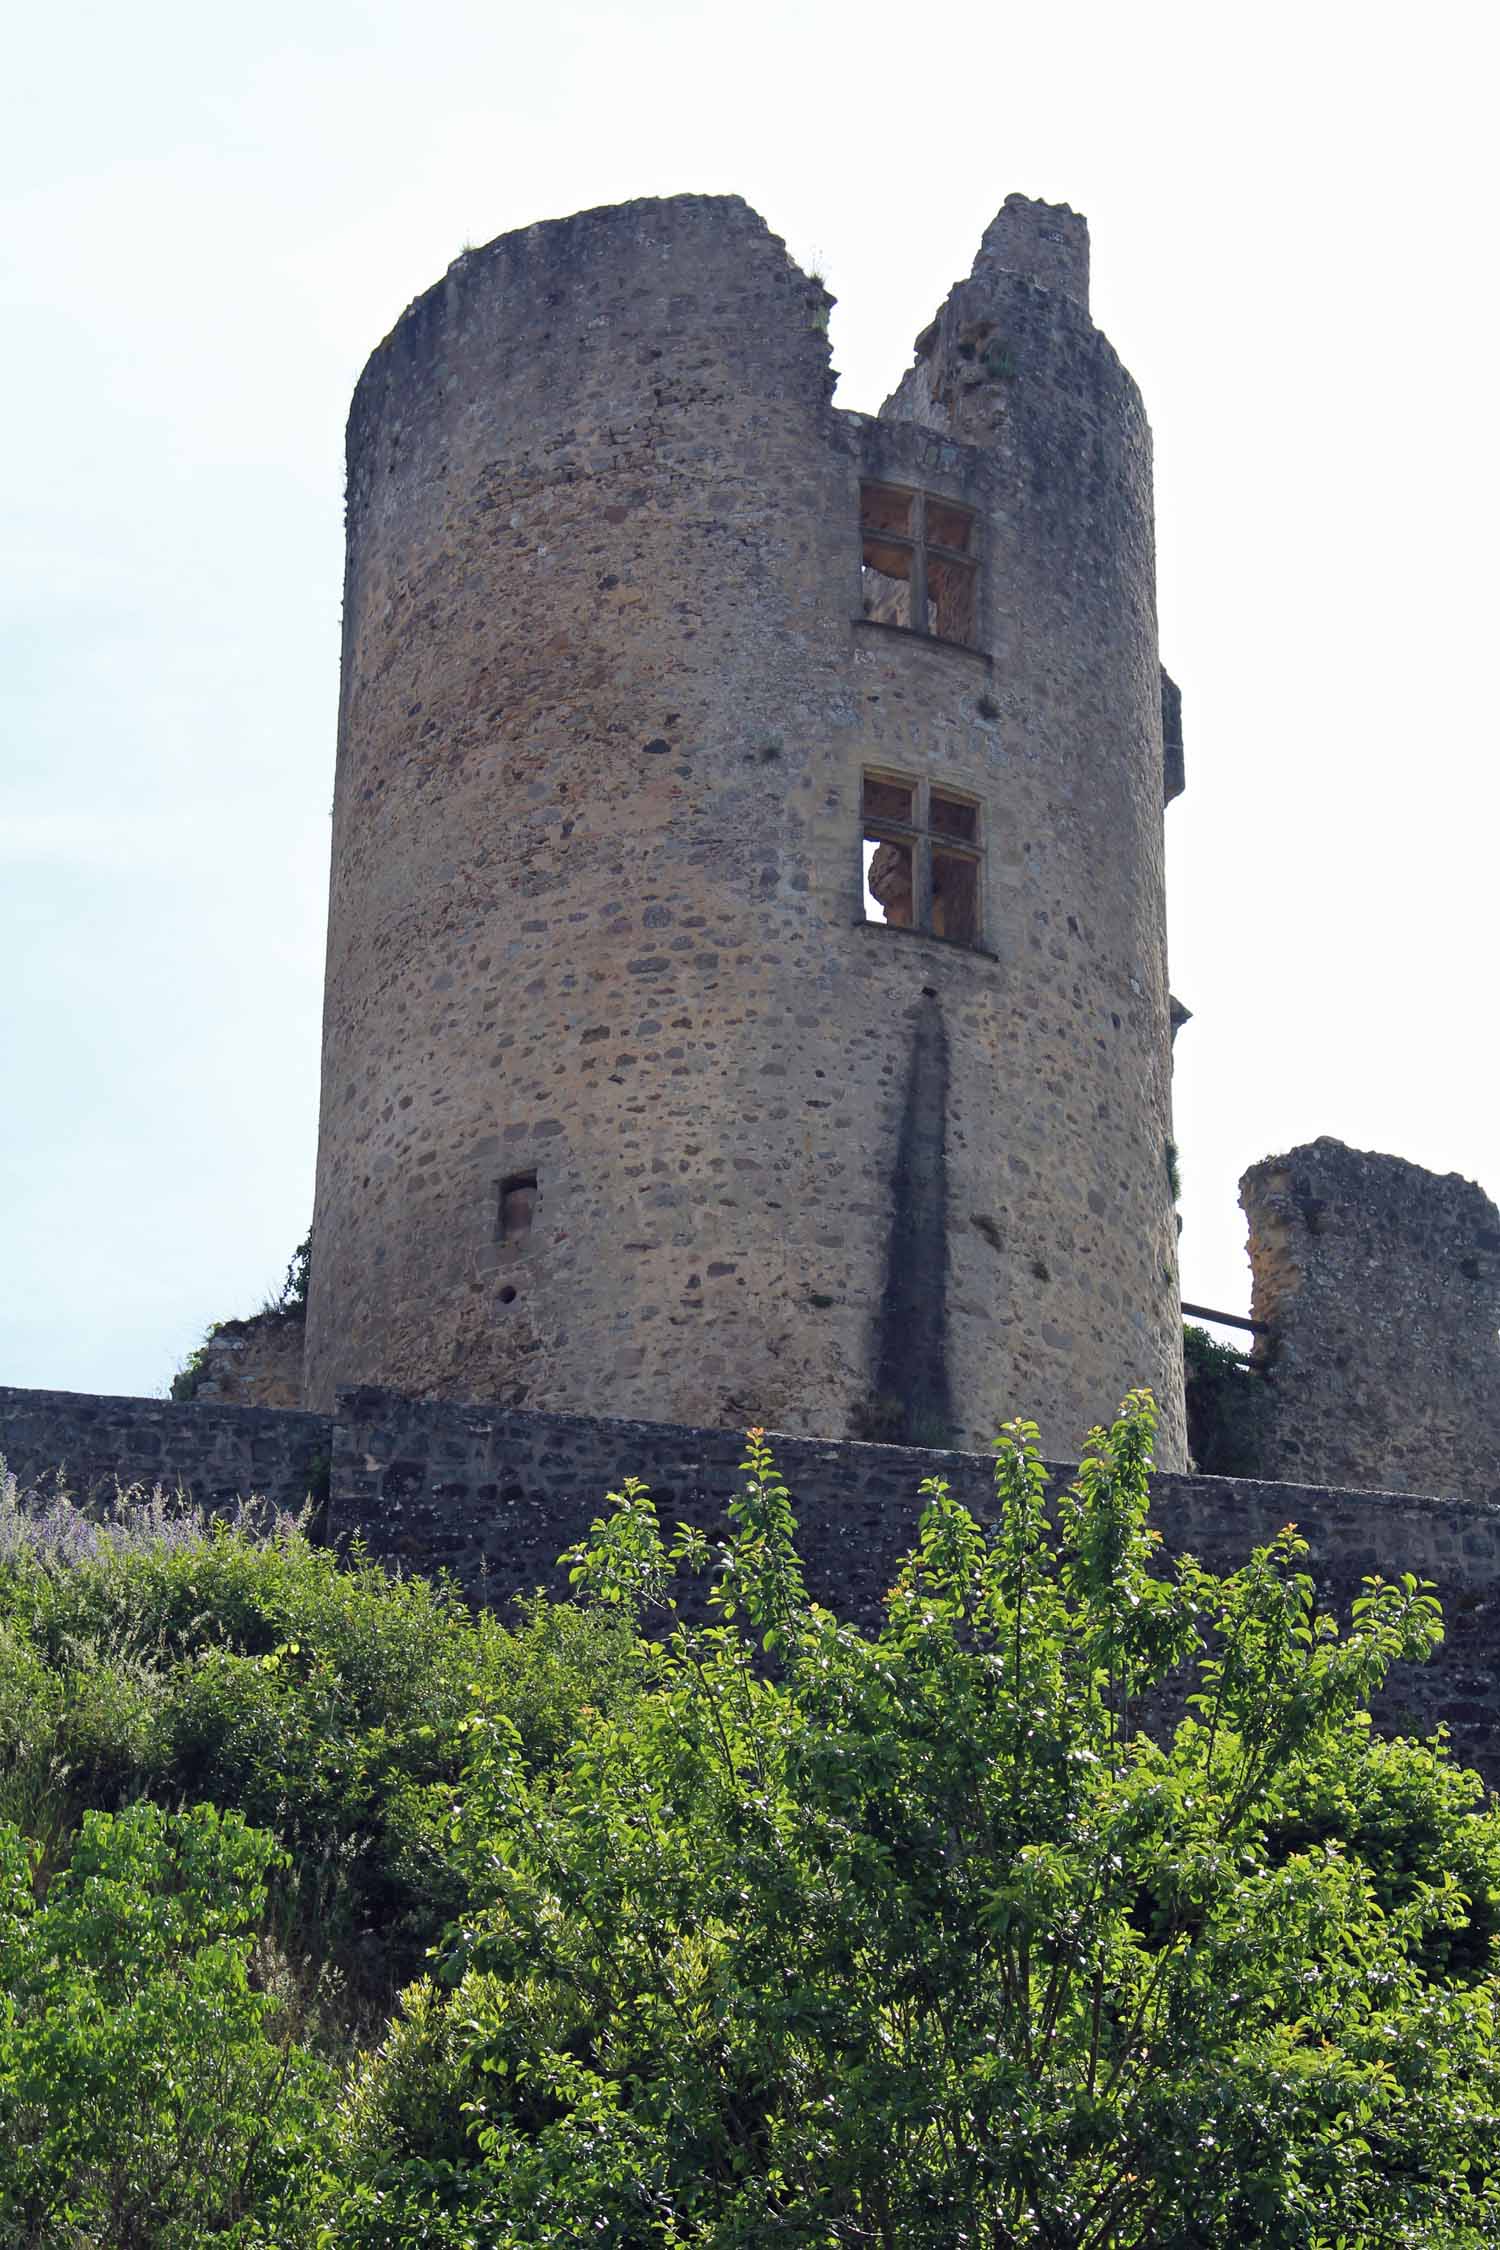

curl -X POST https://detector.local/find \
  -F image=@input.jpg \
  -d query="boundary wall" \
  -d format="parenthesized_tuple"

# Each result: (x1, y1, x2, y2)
(0, 1385, 328, 1517)
(4, 1383, 1499, 1781)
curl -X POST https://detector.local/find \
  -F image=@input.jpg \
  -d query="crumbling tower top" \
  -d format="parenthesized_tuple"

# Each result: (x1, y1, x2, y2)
(307, 185, 1187, 1466)
(1240, 1138, 1500, 1501)
(973, 193, 1090, 310)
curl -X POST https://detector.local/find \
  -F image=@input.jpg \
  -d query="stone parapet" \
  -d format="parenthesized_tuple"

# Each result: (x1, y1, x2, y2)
(330, 1388, 1500, 1782)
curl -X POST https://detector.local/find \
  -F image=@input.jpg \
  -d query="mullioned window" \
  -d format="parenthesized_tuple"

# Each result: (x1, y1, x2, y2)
(862, 771, 983, 948)
(859, 484, 978, 647)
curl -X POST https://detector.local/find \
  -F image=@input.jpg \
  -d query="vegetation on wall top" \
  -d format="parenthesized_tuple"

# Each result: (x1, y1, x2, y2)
(1183, 1318, 1267, 1478)
(168, 1226, 311, 1400)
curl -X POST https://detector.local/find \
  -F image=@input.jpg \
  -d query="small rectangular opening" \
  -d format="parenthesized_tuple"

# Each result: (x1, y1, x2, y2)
(860, 483, 913, 537)
(861, 539, 912, 629)
(931, 849, 980, 946)
(926, 499, 973, 554)
(863, 834, 914, 927)
(498, 1170, 538, 1245)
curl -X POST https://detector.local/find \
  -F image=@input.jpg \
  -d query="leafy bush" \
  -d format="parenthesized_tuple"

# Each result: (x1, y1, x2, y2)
(0, 1800, 328, 2247)
(0, 1466, 646, 2010)
(342, 1405, 1500, 2247)
(5, 1413, 1500, 2244)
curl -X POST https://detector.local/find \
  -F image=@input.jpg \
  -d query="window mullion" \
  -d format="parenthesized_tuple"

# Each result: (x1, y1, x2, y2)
(911, 490, 929, 638)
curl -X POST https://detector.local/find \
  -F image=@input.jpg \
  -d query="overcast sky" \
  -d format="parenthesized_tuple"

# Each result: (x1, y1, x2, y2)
(3, 0, 1496, 1403)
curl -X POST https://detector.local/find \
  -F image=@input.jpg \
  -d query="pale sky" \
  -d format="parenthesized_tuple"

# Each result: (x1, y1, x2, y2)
(3, 0, 1496, 1401)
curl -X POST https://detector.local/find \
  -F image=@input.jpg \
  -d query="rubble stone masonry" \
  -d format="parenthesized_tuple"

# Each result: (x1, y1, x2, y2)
(304, 191, 1186, 1465)
(5, 1384, 1499, 1783)
(186, 1308, 307, 1410)
(1241, 1139, 1500, 1504)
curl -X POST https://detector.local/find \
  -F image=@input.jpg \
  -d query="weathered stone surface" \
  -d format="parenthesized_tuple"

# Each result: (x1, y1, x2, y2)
(1239, 1138, 1500, 1504)
(0, 1385, 328, 1515)
(7, 1378, 1500, 1780)
(187, 1308, 306, 1409)
(304, 188, 1187, 1467)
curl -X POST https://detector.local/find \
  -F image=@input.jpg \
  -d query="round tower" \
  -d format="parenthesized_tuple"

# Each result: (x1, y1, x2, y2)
(306, 191, 1188, 1467)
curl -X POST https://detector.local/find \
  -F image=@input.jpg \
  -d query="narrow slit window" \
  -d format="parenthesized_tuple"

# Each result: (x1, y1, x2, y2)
(929, 555, 976, 644)
(497, 1170, 538, 1246)
(861, 771, 984, 949)
(857, 484, 979, 648)
(859, 483, 915, 631)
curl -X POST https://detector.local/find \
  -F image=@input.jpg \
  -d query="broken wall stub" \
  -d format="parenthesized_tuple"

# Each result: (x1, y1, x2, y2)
(186, 1308, 306, 1410)
(1240, 1138, 1500, 1503)
(306, 189, 1187, 1467)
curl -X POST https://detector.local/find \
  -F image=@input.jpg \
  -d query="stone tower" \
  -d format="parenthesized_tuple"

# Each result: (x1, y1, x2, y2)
(305, 190, 1188, 1467)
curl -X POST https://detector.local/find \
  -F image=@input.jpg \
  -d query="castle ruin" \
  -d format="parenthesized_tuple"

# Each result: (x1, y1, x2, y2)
(6, 186, 1500, 1770)
(304, 192, 1188, 1466)
(1237, 1139, 1500, 1504)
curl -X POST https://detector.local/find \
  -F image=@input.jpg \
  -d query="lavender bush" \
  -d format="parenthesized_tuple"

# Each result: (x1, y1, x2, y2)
(0, 1456, 297, 1566)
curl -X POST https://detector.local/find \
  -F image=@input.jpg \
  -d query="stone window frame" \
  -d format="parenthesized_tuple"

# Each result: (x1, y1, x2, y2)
(857, 481, 980, 650)
(861, 769, 986, 950)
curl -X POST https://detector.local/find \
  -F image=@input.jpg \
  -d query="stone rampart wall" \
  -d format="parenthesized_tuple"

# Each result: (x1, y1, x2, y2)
(332, 1389, 1500, 1780)
(6, 1381, 1500, 1781)
(0, 1385, 329, 1517)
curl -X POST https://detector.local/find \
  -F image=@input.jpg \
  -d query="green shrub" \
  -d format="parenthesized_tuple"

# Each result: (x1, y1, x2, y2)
(169, 1325, 221, 1402)
(0, 1486, 648, 2010)
(0, 1800, 328, 2247)
(470, 1590, 657, 1771)
(338, 1407, 1500, 2246)
(7, 1419, 1500, 2243)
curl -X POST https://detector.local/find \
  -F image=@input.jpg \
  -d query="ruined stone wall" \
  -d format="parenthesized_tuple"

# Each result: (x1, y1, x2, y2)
(1240, 1139, 1500, 1503)
(306, 189, 1186, 1467)
(187, 1308, 306, 1409)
